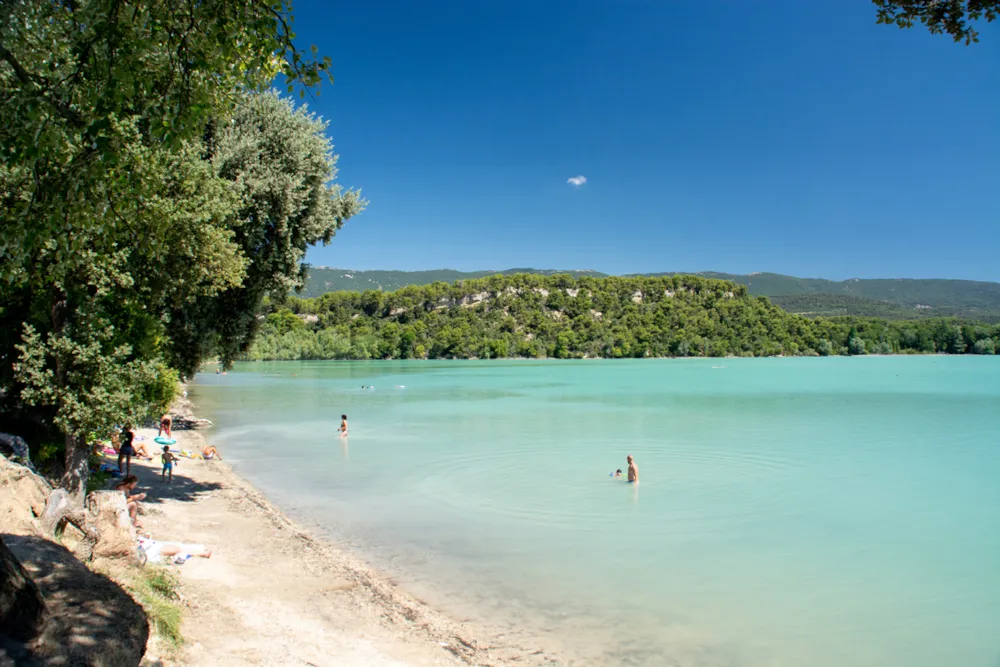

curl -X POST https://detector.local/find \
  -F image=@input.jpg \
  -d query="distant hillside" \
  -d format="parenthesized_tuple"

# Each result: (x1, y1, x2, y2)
(255, 273, 1000, 361)
(299, 268, 1000, 321)
(301, 267, 608, 296)
(654, 272, 1000, 321)
(767, 294, 981, 320)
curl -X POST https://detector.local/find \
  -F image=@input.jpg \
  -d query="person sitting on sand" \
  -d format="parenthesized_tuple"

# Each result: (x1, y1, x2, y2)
(161, 445, 179, 483)
(114, 475, 146, 527)
(138, 537, 212, 564)
(158, 414, 172, 438)
(202, 444, 222, 460)
(117, 427, 135, 475)
(627, 455, 639, 484)
(132, 438, 153, 461)
(338, 414, 349, 438)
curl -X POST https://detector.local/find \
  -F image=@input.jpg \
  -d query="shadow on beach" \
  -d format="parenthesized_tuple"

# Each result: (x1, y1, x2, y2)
(106, 455, 222, 506)
(2, 534, 149, 666)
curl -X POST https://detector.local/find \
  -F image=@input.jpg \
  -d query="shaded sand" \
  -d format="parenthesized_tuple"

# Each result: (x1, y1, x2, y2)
(123, 407, 559, 667)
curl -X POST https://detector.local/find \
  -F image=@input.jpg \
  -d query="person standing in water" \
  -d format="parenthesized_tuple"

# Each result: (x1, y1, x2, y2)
(627, 455, 639, 484)
(338, 414, 349, 438)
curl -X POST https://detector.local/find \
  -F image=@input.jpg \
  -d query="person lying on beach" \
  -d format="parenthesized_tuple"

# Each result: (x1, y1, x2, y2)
(202, 444, 222, 460)
(627, 455, 639, 484)
(158, 414, 173, 438)
(161, 446, 179, 482)
(114, 475, 146, 526)
(138, 537, 212, 564)
(338, 414, 349, 438)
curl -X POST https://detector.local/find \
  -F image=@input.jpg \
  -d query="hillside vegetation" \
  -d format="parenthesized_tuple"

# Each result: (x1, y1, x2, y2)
(252, 274, 1000, 360)
(302, 267, 606, 296)
(300, 268, 1000, 321)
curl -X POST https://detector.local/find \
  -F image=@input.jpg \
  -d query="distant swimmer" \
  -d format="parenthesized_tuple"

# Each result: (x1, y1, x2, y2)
(338, 414, 349, 438)
(627, 455, 639, 484)
(396, 385, 405, 389)
(612, 469, 623, 478)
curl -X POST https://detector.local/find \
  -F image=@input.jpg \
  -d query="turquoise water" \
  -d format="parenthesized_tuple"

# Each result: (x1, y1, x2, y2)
(191, 358, 1000, 666)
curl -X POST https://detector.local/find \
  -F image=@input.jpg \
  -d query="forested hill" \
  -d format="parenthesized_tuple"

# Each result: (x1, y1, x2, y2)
(302, 267, 607, 296)
(300, 268, 1000, 321)
(251, 274, 1000, 361)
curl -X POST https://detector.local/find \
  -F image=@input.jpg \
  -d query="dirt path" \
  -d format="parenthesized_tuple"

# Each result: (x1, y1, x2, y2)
(123, 420, 557, 667)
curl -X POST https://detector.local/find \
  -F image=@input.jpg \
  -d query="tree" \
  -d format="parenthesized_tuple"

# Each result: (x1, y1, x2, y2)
(0, 0, 345, 497)
(874, 1, 999, 44)
(164, 92, 364, 375)
(973, 338, 995, 354)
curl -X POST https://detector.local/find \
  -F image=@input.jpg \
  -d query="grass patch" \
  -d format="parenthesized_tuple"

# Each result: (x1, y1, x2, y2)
(133, 566, 183, 649)
(93, 560, 185, 656)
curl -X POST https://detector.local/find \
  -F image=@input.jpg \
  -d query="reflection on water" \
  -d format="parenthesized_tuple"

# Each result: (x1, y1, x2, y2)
(192, 358, 1000, 667)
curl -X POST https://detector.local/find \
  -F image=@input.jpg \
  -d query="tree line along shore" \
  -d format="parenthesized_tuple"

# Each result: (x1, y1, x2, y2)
(248, 273, 1000, 361)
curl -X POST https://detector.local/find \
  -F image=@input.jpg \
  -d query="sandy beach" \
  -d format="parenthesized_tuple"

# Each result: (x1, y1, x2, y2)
(125, 399, 559, 667)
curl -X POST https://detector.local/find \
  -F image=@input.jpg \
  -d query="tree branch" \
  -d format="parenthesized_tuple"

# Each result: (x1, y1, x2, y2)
(0, 43, 87, 129)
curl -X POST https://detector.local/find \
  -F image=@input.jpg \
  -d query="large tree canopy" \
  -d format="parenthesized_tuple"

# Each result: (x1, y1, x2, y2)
(874, 0, 998, 43)
(0, 0, 358, 497)
(164, 92, 366, 376)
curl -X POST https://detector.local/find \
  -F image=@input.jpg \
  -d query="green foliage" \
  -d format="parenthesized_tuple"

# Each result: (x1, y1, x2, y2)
(249, 274, 1000, 361)
(133, 567, 183, 650)
(300, 268, 609, 297)
(163, 92, 366, 375)
(13, 320, 162, 442)
(874, 0, 998, 44)
(299, 269, 1000, 322)
(0, 3, 360, 495)
(973, 338, 996, 354)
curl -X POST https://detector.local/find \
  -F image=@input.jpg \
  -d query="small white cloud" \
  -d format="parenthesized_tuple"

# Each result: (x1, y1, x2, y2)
(567, 175, 587, 188)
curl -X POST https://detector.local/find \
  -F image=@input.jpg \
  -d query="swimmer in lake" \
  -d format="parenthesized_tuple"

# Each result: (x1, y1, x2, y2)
(627, 455, 639, 484)
(614, 469, 623, 478)
(338, 414, 348, 438)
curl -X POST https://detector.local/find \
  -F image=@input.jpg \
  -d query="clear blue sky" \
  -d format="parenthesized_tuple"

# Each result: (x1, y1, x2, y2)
(292, 0, 999, 280)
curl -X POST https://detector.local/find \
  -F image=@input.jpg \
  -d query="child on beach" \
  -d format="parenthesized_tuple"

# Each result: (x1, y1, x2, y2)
(338, 414, 349, 438)
(161, 445, 179, 483)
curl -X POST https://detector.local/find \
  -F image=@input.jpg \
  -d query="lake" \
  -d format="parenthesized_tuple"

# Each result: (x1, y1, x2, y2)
(190, 357, 1000, 667)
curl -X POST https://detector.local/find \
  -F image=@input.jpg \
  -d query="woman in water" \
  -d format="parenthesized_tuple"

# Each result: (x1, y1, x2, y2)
(338, 414, 349, 438)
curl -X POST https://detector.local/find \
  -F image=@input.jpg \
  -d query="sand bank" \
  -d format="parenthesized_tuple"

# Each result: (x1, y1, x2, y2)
(127, 399, 559, 667)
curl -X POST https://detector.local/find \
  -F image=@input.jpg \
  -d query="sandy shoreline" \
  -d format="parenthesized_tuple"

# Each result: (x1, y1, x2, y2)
(127, 396, 560, 667)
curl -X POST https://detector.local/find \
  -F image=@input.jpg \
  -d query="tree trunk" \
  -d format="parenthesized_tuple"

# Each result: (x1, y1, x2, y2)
(0, 535, 46, 641)
(87, 491, 138, 560)
(39, 489, 98, 561)
(60, 433, 89, 502)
